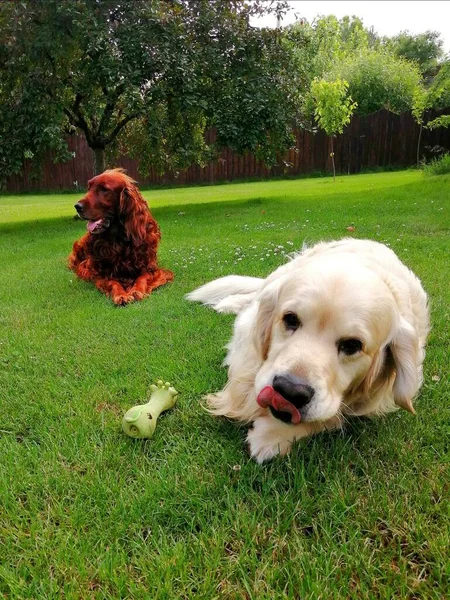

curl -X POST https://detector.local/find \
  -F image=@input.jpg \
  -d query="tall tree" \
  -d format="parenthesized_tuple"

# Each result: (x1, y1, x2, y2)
(284, 16, 438, 122)
(0, 0, 298, 184)
(283, 15, 376, 91)
(328, 50, 422, 116)
(386, 30, 445, 79)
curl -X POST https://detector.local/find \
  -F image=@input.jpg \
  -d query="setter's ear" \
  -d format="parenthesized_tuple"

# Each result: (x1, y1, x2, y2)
(119, 185, 149, 243)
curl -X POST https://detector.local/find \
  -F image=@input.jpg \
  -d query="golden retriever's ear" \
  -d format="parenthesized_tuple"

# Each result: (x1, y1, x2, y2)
(363, 347, 394, 396)
(347, 346, 395, 412)
(379, 272, 422, 414)
(390, 317, 420, 414)
(253, 280, 280, 360)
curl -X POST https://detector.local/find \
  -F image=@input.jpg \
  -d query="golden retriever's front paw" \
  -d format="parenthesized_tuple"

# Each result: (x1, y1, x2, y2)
(246, 416, 294, 464)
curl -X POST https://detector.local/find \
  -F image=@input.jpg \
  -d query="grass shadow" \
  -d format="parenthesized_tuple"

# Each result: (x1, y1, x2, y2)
(0, 174, 441, 237)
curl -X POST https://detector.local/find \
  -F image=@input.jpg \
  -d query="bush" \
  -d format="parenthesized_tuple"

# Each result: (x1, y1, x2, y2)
(423, 153, 450, 176)
(328, 50, 422, 115)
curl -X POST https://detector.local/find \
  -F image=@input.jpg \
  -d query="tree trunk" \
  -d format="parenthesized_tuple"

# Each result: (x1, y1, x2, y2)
(416, 124, 423, 168)
(330, 136, 336, 182)
(93, 147, 106, 175)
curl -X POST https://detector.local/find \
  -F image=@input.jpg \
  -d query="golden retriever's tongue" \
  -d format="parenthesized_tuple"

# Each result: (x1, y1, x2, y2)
(87, 219, 102, 233)
(257, 386, 301, 424)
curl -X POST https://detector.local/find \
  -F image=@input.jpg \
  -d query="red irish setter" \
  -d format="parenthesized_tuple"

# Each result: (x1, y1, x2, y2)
(69, 168, 173, 305)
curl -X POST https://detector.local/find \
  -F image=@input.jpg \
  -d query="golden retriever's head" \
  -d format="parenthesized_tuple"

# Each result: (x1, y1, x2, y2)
(253, 254, 420, 424)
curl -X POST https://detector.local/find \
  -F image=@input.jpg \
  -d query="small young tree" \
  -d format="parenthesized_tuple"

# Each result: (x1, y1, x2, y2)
(412, 62, 450, 165)
(311, 78, 357, 181)
(412, 87, 431, 167)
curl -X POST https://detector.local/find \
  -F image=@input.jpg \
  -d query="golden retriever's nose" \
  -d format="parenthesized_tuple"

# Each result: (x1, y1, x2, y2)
(273, 374, 315, 408)
(74, 202, 84, 215)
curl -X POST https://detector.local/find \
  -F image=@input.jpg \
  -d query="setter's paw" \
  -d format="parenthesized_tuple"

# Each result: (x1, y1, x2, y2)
(112, 292, 135, 306)
(128, 287, 146, 301)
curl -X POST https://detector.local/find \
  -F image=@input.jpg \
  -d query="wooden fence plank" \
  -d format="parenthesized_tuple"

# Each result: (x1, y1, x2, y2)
(4, 108, 450, 193)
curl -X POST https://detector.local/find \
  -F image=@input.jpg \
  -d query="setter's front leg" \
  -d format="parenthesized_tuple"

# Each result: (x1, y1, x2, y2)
(95, 278, 134, 305)
(128, 274, 151, 301)
(128, 270, 174, 301)
(71, 259, 95, 282)
(68, 235, 89, 271)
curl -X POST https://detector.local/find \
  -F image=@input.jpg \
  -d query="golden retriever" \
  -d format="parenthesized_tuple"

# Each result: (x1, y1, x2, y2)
(187, 239, 430, 463)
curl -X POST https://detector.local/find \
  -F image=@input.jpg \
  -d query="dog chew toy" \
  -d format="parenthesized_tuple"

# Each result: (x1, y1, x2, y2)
(257, 386, 301, 424)
(122, 380, 178, 439)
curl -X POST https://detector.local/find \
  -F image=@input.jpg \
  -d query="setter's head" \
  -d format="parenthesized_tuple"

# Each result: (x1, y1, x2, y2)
(74, 168, 150, 242)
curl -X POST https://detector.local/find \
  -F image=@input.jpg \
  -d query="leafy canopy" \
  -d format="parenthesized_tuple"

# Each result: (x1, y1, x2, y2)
(328, 50, 422, 116)
(0, 0, 299, 183)
(412, 62, 450, 129)
(311, 78, 357, 136)
(385, 30, 445, 77)
(284, 16, 442, 119)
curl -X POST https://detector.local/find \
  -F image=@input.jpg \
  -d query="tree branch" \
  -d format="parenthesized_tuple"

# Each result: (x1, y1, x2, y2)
(63, 107, 75, 123)
(71, 94, 94, 144)
(64, 100, 93, 146)
(73, 93, 83, 114)
(105, 112, 138, 144)
(97, 83, 126, 138)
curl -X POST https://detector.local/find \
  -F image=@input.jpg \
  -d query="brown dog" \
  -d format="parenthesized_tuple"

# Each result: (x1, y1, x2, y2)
(69, 168, 173, 305)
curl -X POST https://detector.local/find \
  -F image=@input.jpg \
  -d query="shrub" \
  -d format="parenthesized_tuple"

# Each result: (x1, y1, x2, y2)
(328, 50, 422, 115)
(423, 153, 450, 176)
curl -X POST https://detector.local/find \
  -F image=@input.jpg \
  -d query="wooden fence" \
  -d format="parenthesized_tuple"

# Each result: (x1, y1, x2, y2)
(5, 108, 450, 193)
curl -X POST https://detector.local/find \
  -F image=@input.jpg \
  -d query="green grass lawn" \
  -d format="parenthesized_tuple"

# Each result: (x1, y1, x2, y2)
(0, 171, 449, 599)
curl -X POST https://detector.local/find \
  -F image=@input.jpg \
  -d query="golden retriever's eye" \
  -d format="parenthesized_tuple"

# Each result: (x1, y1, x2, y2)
(282, 312, 301, 331)
(98, 185, 108, 193)
(337, 338, 363, 355)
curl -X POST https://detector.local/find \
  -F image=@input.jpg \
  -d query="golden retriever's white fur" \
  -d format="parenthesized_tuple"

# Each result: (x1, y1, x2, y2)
(187, 239, 429, 463)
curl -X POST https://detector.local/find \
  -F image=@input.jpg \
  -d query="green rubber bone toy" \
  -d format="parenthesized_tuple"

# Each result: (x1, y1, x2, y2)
(122, 380, 178, 439)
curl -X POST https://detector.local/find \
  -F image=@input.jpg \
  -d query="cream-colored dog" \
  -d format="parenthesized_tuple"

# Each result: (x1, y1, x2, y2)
(187, 239, 429, 463)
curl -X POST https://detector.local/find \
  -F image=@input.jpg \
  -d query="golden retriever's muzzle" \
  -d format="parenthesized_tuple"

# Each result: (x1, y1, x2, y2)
(258, 374, 315, 424)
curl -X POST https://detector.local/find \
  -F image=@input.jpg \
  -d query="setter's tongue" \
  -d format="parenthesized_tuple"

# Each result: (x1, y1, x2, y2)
(257, 386, 301, 424)
(87, 219, 103, 233)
